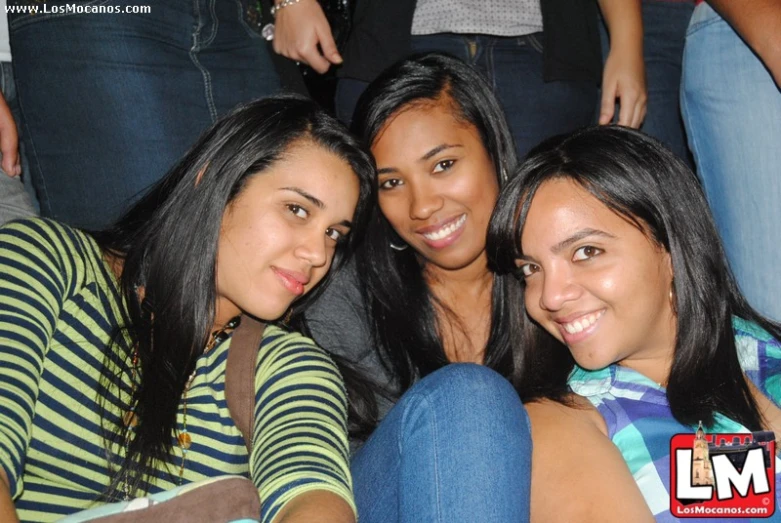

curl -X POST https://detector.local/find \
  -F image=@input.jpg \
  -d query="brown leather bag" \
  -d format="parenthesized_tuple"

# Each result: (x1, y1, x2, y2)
(225, 314, 266, 454)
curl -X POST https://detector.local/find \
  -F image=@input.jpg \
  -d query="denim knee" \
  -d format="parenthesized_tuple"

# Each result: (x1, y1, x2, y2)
(399, 363, 531, 440)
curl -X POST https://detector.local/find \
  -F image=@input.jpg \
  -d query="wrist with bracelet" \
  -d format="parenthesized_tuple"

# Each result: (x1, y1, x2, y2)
(263, 0, 305, 41)
(270, 0, 303, 18)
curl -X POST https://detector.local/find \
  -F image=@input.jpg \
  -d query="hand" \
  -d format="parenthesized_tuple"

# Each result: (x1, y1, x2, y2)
(0, 469, 20, 523)
(273, 490, 355, 523)
(272, 0, 343, 74)
(599, 47, 647, 128)
(0, 93, 21, 177)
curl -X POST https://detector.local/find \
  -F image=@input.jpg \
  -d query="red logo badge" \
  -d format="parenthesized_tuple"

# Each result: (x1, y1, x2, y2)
(670, 424, 776, 518)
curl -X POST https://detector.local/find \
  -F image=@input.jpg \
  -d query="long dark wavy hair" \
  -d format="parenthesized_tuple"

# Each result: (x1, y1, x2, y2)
(487, 125, 781, 430)
(94, 95, 375, 497)
(351, 53, 524, 396)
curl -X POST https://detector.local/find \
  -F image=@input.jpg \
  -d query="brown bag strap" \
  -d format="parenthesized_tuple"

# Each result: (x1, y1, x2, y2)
(225, 314, 265, 456)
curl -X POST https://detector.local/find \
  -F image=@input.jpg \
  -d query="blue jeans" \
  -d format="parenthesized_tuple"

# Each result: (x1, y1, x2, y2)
(336, 33, 597, 159)
(10, 0, 280, 229)
(0, 61, 36, 226)
(600, 0, 694, 166)
(351, 364, 532, 522)
(681, 3, 781, 321)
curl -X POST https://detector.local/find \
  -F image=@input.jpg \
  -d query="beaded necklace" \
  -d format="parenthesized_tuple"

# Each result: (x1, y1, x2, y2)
(122, 315, 242, 498)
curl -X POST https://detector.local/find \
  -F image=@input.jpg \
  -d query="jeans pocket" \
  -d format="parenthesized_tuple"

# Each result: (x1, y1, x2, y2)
(9, 0, 114, 31)
(237, 0, 266, 39)
(524, 32, 544, 54)
(685, 2, 721, 38)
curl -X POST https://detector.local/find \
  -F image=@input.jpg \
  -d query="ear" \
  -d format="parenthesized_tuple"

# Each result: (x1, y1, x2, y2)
(663, 249, 676, 312)
(663, 249, 674, 281)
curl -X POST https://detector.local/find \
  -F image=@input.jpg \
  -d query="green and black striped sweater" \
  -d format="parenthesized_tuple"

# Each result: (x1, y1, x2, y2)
(0, 218, 354, 522)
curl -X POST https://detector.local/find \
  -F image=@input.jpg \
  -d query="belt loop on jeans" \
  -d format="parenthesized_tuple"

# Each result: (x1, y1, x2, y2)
(466, 38, 478, 60)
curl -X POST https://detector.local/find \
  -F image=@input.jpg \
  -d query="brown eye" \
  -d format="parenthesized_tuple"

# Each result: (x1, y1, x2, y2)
(433, 159, 455, 173)
(326, 228, 346, 242)
(286, 204, 308, 219)
(573, 246, 603, 261)
(379, 178, 403, 190)
(514, 263, 539, 279)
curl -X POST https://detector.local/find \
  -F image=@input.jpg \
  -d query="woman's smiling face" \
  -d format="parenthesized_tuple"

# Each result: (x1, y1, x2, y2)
(371, 97, 499, 274)
(517, 178, 676, 375)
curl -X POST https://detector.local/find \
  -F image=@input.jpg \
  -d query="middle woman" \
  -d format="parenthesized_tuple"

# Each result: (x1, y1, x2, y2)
(306, 53, 532, 523)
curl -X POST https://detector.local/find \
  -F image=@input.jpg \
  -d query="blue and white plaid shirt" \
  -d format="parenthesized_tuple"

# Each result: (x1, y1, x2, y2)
(569, 317, 781, 522)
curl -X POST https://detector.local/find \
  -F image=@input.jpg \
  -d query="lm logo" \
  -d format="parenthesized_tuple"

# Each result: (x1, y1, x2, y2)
(670, 424, 776, 518)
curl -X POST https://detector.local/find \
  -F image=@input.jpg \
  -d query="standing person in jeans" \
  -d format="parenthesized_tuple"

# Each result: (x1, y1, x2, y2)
(275, 0, 647, 158)
(9, 0, 284, 230)
(0, 6, 35, 226)
(599, 0, 694, 166)
(409, 0, 646, 159)
(681, 0, 781, 321)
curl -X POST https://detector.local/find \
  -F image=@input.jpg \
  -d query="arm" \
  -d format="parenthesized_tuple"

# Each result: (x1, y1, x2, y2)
(527, 398, 655, 522)
(0, 469, 19, 523)
(272, 0, 343, 74)
(0, 93, 21, 177)
(254, 330, 356, 523)
(706, 0, 781, 87)
(273, 491, 354, 523)
(0, 220, 71, 507)
(597, 0, 647, 128)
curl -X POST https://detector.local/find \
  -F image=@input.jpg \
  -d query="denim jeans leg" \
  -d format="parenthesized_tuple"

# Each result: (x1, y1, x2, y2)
(9, 0, 280, 230)
(351, 364, 532, 523)
(0, 61, 35, 226)
(195, 0, 281, 119)
(412, 33, 597, 159)
(681, 3, 781, 321)
(642, 0, 693, 165)
(485, 34, 596, 159)
(334, 78, 370, 127)
(333, 34, 470, 130)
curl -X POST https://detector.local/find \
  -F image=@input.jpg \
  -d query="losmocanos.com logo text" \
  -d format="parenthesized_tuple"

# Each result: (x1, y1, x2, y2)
(670, 423, 776, 518)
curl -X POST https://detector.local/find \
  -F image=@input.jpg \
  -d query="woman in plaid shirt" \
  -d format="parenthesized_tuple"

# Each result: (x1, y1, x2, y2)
(487, 125, 781, 522)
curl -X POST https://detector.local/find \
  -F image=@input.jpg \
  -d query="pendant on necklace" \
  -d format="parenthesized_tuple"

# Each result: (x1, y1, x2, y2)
(123, 410, 138, 428)
(178, 431, 192, 450)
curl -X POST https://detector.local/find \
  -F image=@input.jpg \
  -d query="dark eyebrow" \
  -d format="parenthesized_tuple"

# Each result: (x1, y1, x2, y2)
(551, 228, 616, 254)
(421, 143, 462, 161)
(280, 187, 324, 209)
(376, 143, 463, 175)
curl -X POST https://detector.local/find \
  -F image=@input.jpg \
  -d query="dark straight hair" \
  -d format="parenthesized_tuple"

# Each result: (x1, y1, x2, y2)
(351, 52, 525, 395)
(487, 125, 781, 430)
(94, 94, 375, 497)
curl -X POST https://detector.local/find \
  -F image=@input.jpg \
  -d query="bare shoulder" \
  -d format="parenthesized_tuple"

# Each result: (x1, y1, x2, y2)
(527, 395, 654, 523)
(526, 394, 604, 430)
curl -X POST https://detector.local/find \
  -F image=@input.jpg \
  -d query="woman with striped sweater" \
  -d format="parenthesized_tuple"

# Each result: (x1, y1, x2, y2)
(0, 95, 374, 523)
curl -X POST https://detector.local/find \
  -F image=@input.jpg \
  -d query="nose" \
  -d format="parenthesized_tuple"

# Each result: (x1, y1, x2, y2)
(538, 264, 581, 312)
(408, 179, 443, 221)
(295, 228, 329, 270)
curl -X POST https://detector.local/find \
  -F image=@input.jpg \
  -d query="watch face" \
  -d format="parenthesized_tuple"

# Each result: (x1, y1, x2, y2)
(261, 23, 275, 41)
